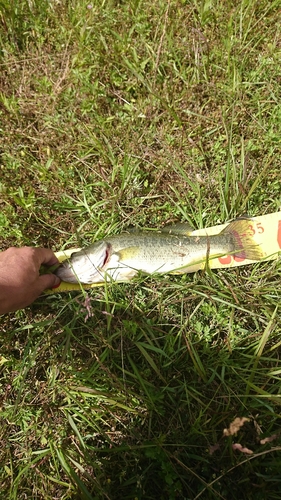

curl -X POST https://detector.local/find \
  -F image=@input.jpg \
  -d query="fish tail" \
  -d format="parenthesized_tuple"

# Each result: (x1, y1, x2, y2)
(221, 219, 264, 261)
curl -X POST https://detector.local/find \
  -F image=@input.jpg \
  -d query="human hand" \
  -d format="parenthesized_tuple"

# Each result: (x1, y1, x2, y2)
(0, 247, 61, 314)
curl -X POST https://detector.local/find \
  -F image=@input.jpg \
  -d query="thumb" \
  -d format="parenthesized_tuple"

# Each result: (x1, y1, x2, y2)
(38, 273, 61, 291)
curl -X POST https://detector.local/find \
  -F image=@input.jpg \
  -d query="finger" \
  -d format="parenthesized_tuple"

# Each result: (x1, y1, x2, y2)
(38, 273, 61, 291)
(33, 248, 60, 267)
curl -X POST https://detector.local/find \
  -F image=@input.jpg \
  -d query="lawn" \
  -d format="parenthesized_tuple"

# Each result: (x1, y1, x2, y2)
(1, 0, 281, 498)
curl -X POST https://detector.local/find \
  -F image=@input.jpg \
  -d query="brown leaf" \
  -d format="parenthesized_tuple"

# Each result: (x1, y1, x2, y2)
(232, 443, 253, 455)
(223, 417, 250, 437)
(209, 443, 220, 455)
(260, 434, 279, 445)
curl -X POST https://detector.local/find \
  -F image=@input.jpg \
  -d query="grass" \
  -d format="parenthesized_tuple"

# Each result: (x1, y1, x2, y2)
(1, 0, 281, 498)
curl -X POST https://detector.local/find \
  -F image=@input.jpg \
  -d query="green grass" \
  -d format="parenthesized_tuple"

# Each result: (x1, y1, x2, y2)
(1, 0, 281, 498)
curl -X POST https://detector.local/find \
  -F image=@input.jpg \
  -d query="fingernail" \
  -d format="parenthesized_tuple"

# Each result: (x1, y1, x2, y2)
(52, 279, 61, 289)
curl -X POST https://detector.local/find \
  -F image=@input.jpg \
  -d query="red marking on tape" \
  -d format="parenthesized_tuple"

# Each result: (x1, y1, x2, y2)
(278, 221, 281, 249)
(218, 255, 232, 265)
(234, 255, 245, 262)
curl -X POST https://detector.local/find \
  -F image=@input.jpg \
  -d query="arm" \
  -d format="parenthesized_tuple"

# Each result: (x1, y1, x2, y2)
(0, 247, 61, 314)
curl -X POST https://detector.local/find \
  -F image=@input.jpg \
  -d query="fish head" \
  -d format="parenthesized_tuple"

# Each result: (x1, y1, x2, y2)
(55, 241, 110, 284)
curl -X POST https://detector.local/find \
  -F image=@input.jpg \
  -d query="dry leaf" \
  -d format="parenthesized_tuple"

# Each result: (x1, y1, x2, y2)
(232, 443, 253, 455)
(209, 443, 220, 455)
(260, 434, 279, 445)
(223, 417, 250, 437)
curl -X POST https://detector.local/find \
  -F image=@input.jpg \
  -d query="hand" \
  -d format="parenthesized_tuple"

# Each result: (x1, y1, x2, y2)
(0, 247, 61, 314)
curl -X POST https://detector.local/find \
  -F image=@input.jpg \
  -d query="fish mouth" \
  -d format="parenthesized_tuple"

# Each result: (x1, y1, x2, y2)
(55, 260, 80, 283)
(55, 243, 112, 284)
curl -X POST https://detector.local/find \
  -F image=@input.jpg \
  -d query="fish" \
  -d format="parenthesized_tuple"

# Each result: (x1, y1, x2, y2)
(55, 219, 264, 284)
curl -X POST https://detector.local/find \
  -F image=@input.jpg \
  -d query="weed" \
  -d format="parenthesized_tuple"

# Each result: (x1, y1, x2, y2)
(1, 0, 281, 499)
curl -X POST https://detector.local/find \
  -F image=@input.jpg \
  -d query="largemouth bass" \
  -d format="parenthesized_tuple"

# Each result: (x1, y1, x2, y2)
(55, 219, 264, 284)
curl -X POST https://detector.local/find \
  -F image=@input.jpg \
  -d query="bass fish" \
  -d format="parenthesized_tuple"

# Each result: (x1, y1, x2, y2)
(55, 219, 264, 284)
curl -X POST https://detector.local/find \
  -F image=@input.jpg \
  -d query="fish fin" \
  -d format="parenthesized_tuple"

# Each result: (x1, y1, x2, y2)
(161, 222, 194, 236)
(221, 219, 264, 260)
(125, 223, 194, 236)
(124, 226, 139, 233)
(229, 213, 252, 221)
(116, 246, 140, 262)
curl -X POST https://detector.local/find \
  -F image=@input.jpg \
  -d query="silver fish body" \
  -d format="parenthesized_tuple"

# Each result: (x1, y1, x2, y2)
(55, 220, 264, 284)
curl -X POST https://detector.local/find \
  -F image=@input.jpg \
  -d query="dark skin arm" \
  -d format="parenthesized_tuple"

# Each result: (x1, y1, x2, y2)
(0, 247, 61, 314)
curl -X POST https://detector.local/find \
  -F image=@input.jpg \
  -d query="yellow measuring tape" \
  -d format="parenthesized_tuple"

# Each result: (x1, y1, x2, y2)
(50, 211, 281, 293)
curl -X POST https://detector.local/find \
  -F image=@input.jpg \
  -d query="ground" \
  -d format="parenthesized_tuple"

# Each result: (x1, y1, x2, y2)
(1, 1, 281, 499)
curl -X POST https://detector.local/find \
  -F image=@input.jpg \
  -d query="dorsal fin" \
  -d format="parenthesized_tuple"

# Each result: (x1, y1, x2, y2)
(160, 222, 194, 236)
